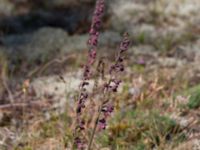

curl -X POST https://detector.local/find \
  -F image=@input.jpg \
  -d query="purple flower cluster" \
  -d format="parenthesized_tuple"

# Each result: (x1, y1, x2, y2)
(76, 92, 88, 114)
(106, 34, 130, 96)
(77, 0, 105, 117)
(104, 79, 122, 92)
(74, 0, 105, 149)
(98, 34, 130, 131)
(74, 137, 86, 150)
(84, 0, 105, 80)
(102, 104, 114, 118)
(88, 0, 105, 48)
(98, 104, 115, 131)
(98, 118, 106, 130)
(110, 33, 130, 74)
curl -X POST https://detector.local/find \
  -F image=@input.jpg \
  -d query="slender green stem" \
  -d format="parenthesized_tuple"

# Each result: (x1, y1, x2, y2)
(88, 105, 103, 150)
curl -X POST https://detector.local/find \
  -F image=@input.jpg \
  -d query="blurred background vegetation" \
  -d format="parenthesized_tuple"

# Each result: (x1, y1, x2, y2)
(0, 0, 200, 149)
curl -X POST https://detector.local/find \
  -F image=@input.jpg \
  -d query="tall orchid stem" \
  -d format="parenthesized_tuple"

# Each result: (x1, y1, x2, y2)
(87, 104, 103, 150)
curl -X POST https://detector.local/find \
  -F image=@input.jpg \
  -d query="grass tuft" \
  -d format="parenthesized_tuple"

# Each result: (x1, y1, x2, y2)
(188, 90, 200, 109)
